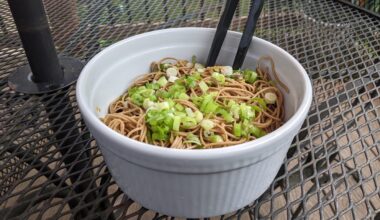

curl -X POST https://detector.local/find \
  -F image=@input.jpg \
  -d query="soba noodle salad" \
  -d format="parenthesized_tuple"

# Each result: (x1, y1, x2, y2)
(102, 56, 288, 149)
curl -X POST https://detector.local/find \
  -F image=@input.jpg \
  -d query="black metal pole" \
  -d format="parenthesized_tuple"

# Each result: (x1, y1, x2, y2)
(7, 0, 63, 84)
(7, 0, 83, 94)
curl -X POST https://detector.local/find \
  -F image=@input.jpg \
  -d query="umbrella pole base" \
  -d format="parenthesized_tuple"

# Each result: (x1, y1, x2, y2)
(8, 56, 83, 94)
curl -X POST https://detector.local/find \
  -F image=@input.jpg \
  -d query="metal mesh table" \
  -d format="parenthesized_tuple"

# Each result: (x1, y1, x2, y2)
(1, 0, 379, 219)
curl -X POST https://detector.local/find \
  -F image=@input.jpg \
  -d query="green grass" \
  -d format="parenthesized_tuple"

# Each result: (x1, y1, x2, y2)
(78, 0, 252, 25)
(350, 0, 380, 13)
(81, 0, 253, 49)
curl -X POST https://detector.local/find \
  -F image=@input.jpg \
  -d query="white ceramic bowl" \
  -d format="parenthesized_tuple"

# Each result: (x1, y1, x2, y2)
(76, 28, 312, 218)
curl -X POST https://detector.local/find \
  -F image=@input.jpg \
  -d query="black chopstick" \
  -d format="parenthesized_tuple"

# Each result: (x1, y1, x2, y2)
(233, 0, 265, 69)
(206, 0, 265, 69)
(206, 0, 239, 67)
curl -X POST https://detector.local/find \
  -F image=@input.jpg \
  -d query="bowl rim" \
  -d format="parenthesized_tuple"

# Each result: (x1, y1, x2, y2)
(76, 27, 312, 160)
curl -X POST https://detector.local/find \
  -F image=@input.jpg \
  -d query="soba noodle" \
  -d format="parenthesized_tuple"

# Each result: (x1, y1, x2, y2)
(102, 56, 287, 149)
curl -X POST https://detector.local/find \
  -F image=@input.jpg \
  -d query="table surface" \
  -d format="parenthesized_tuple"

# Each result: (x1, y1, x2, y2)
(1, 0, 380, 219)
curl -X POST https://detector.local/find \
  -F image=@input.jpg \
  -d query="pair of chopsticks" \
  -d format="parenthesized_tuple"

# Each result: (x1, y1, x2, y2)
(206, 0, 265, 69)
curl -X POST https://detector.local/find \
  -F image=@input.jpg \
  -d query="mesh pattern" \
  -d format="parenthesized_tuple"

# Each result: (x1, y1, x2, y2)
(0, 0, 380, 219)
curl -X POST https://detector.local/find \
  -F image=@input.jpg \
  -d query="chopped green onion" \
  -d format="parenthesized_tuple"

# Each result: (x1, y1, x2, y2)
(203, 130, 214, 138)
(194, 111, 203, 122)
(146, 109, 172, 141)
(199, 94, 219, 114)
(143, 99, 155, 109)
(243, 70, 258, 83)
(164, 116, 173, 126)
(185, 75, 197, 88)
(184, 133, 201, 146)
(129, 60, 274, 144)
(177, 93, 190, 100)
(230, 104, 240, 119)
(204, 101, 219, 113)
(166, 67, 178, 77)
(197, 68, 205, 73)
(128, 86, 156, 106)
(146, 129, 152, 143)
(194, 63, 204, 69)
(175, 103, 184, 111)
(212, 72, 225, 84)
(191, 55, 197, 65)
(200, 119, 214, 130)
(168, 76, 179, 82)
(146, 83, 160, 90)
(241, 119, 251, 137)
(152, 133, 162, 141)
(181, 117, 197, 128)
(239, 103, 255, 120)
(185, 107, 194, 117)
(173, 116, 181, 131)
(251, 97, 267, 109)
(175, 111, 186, 117)
(149, 95, 157, 102)
(209, 91, 218, 96)
(227, 100, 237, 107)
(208, 135, 223, 143)
(221, 66, 233, 75)
(264, 92, 277, 104)
(216, 108, 234, 123)
(199, 81, 209, 93)
(251, 105, 262, 112)
(199, 95, 211, 111)
(190, 95, 202, 106)
(193, 72, 201, 79)
(130, 94, 143, 105)
(157, 76, 168, 87)
(156, 101, 170, 110)
(166, 99, 175, 108)
(151, 124, 171, 141)
(186, 62, 193, 68)
(168, 84, 186, 93)
(141, 89, 154, 97)
(233, 123, 242, 137)
(250, 126, 266, 138)
(159, 63, 166, 70)
(156, 90, 170, 99)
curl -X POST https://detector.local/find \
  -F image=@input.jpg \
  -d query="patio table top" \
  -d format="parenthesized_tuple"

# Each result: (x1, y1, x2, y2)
(0, 0, 379, 219)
